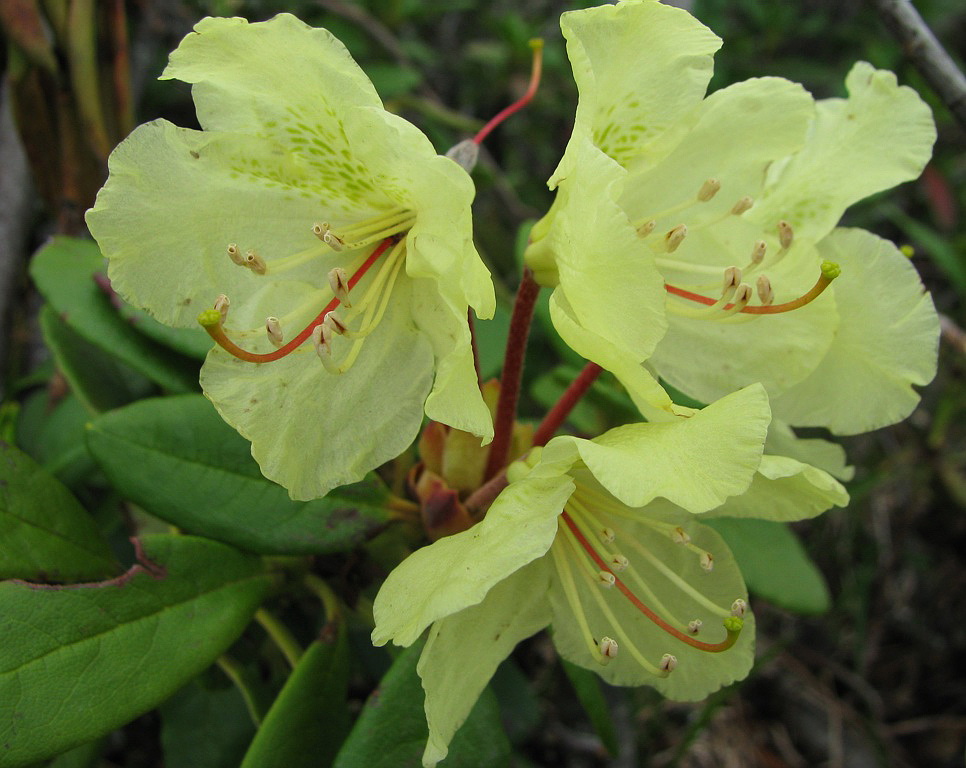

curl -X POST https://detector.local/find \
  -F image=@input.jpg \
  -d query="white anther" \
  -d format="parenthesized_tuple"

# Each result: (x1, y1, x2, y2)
(637, 219, 656, 238)
(688, 619, 703, 636)
(610, 554, 629, 572)
(597, 571, 616, 588)
(323, 311, 348, 336)
(777, 220, 794, 250)
(599, 636, 619, 663)
(328, 267, 351, 307)
(750, 240, 767, 265)
(732, 283, 753, 308)
(265, 316, 283, 347)
(699, 552, 714, 572)
(227, 243, 245, 266)
(598, 527, 616, 544)
(324, 230, 345, 252)
(312, 221, 345, 251)
(756, 275, 774, 305)
(244, 249, 267, 275)
(671, 527, 691, 545)
(664, 224, 688, 253)
(697, 177, 721, 202)
(731, 598, 747, 617)
(731, 196, 754, 215)
(660, 653, 678, 673)
(723, 266, 742, 290)
(213, 294, 230, 323)
(311, 323, 330, 358)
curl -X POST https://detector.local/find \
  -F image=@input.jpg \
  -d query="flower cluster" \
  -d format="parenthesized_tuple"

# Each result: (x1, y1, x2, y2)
(86, 2, 939, 767)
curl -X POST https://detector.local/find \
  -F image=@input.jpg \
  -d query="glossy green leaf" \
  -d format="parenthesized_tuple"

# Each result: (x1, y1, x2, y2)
(0, 534, 271, 766)
(30, 236, 203, 390)
(333, 642, 511, 768)
(241, 623, 350, 768)
(0, 441, 116, 581)
(85, 395, 392, 555)
(39, 305, 154, 413)
(160, 678, 256, 768)
(706, 517, 830, 614)
(561, 660, 618, 756)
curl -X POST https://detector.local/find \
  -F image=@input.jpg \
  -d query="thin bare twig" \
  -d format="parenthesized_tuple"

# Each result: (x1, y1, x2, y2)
(869, 0, 966, 130)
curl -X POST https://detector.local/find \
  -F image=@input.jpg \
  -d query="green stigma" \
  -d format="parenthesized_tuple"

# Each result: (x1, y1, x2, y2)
(820, 260, 842, 280)
(197, 308, 223, 327)
(723, 616, 744, 634)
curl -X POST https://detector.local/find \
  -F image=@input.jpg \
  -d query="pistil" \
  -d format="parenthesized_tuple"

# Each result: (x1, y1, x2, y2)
(561, 511, 743, 653)
(665, 260, 840, 316)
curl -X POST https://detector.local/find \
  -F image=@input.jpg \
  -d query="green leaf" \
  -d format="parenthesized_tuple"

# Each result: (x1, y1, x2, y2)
(160, 678, 256, 768)
(45, 738, 105, 768)
(15, 391, 96, 486)
(85, 395, 392, 555)
(0, 534, 271, 766)
(0, 441, 117, 582)
(561, 660, 618, 756)
(705, 518, 830, 614)
(30, 237, 203, 390)
(39, 305, 155, 413)
(241, 623, 350, 768)
(333, 642, 511, 768)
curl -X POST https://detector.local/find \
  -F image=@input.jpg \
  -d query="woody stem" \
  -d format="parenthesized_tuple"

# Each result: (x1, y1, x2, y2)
(484, 268, 540, 481)
(532, 362, 603, 447)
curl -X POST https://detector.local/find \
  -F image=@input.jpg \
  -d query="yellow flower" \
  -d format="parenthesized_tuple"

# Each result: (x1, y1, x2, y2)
(87, 15, 495, 499)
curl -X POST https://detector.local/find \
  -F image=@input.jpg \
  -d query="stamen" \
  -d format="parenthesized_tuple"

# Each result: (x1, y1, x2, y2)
(244, 249, 267, 275)
(560, 531, 668, 676)
(777, 220, 794, 250)
(227, 243, 244, 266)
(610, 554, 630, 571)
(599, 527, 616, 544)
(213, 294, 230, 323)
(731, 599, 748, 618)
(717, 284, 752, 317)
(750, 240, 767, 266)
(568, 498, 692, 626)
(323, 311, 348, 336)
(328, 267, 351, 307)
(663, 224, 688, 253)
(664, 260, 840, 315)
(756, 275, 774, 306)
(598, 570, 617, 588)
(659, 653, 678, 673)
(599, 515, 732, 620)
(561, 512, 743, 652)
(311, 323, 331, 359)
(599, 636, 619, 663)
(550, 538, 606, 664)
(636, 220, 656, 238)
(313, 221, 345, 252)
(265, 316, 283, 347)
(699, 552, 714, 572)
(198, 237, 396, 364)
(671, 527, 691, 545)
(688, 619, 703, 635)
(731, 196, 754, 215)
(697, 178, 721, 202)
